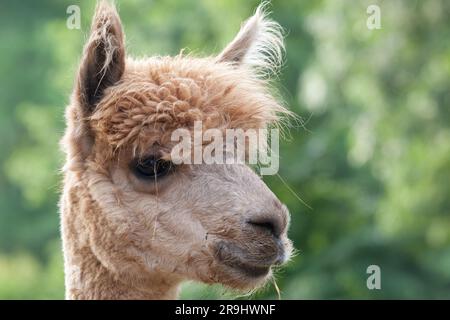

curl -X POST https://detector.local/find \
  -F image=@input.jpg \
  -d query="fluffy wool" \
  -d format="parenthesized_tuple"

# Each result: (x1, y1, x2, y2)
(60, 1, 292, 300)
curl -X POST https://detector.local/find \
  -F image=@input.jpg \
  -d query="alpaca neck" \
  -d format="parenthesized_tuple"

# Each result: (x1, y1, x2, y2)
(61, 178, 181, 299)
(64, 244, 180, 299)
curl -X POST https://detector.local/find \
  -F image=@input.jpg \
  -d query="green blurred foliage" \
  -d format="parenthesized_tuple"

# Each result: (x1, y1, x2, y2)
(0, 0, 449, 299)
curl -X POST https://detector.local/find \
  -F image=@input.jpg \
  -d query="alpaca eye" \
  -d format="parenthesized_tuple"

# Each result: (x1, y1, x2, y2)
(132, 157, 173, 179)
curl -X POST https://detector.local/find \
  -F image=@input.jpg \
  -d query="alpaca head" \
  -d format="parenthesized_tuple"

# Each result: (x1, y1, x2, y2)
(62, 1, 292, 293)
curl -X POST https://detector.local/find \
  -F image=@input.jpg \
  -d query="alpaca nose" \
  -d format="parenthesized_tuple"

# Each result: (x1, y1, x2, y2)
(247, 215, 283, 238)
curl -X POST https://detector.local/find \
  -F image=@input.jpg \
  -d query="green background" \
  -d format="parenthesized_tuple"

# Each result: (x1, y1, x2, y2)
(0, 0, 449, 299)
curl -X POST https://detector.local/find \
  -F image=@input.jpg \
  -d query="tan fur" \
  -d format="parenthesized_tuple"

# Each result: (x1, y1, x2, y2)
(60, 1, 292, 300)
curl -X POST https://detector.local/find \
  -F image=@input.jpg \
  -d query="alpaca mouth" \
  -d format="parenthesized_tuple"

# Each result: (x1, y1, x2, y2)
(214, 241, 283, 278)
(227, 260, 271, 277)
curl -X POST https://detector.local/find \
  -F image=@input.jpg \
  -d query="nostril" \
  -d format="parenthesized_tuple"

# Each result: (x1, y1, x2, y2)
(249, 221, 275, 234)
(247, 217, 281, 238)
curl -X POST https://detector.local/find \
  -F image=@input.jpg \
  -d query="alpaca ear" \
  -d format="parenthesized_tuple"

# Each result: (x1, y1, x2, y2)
(74, 1, 125, 111)
(216, 2, 284, 76)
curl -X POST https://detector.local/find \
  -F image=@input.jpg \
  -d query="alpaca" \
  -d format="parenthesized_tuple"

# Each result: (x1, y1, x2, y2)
(60, 1, 292, 299)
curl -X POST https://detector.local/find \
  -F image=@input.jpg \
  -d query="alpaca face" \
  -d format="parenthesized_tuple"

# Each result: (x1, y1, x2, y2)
(62, 2, 292, 292)
(105, 152, 292, 290)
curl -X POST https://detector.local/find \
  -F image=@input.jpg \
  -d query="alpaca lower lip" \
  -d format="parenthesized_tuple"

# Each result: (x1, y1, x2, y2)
(228, 261, 271, 277)
(227, 263, 270, 278)
(214, 241, 274, 278)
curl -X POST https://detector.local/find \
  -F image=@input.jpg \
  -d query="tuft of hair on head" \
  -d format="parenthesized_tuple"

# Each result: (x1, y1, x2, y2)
(216, 1, 285, 78)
